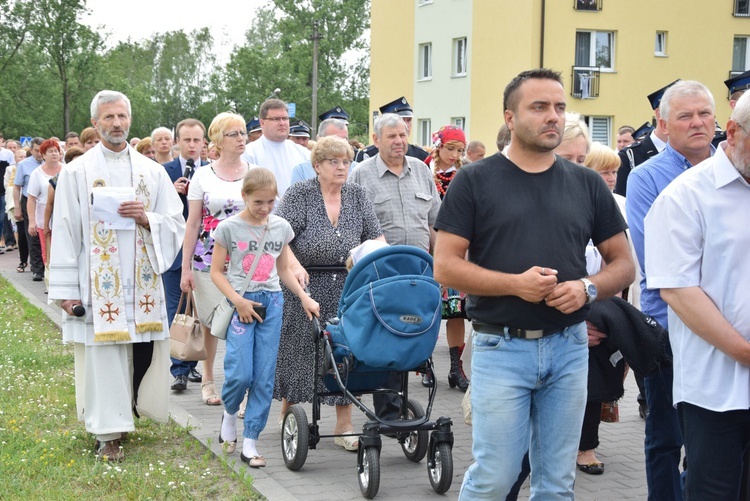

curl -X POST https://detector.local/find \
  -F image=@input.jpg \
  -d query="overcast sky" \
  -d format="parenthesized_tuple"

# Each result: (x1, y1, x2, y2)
(83, 0, 263, 60)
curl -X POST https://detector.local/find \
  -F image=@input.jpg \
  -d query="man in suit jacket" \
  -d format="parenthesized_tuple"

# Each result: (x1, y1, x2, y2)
(163, 118, 209, 391)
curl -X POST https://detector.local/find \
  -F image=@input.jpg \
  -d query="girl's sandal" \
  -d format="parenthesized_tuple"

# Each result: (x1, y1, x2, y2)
(201, 380, 222, 406)
(17, 262, 27, 273)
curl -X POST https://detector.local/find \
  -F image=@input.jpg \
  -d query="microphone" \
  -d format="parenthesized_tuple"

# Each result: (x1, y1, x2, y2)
(184, 158, 195, 179)
(72, 304, 86, 317)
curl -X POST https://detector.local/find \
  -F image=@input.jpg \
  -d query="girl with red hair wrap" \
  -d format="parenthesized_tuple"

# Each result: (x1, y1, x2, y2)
(425, 125, 470, 391)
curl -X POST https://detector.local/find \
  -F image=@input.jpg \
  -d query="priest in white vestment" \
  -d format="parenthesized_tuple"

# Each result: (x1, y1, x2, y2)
(48, 90, 185, 461)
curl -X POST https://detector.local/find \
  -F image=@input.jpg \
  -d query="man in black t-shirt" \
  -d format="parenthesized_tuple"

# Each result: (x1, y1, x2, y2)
(433, 68, 634, 500)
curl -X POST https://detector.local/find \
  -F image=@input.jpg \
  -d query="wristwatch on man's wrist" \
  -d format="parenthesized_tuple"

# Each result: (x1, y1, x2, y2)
(580, 277, 597, 304)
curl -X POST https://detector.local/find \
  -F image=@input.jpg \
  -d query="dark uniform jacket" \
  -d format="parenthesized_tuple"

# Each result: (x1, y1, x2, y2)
(354, 143, 428, 163)
(614, 135, 659, 196)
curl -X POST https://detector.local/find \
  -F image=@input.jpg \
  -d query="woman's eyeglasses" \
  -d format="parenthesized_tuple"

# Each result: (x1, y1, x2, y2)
(324, 158, 352, 168)
(223, 131, 248, 139)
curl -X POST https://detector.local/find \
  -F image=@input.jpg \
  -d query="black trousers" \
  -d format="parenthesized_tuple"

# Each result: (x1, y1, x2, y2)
(579, 400, 603, 451)
(3, 212, 15, 246)
(20, 195, 43, 274)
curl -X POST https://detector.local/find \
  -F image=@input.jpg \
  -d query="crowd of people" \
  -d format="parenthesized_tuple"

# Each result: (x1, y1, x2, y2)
(0, 65, 748, 500)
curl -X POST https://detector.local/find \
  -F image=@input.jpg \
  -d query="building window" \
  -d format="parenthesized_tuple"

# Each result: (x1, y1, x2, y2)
(453, 37, 467, 77)
(419, 119, 432, 147)
(655, 32, 667, 57)
(575, 30, 615, 70)
(735, 0, 750, 17)
(583, 116, 612, 147)
(734, 36, 750, 72)
(452, 117, 465, 130)
(419, 43, 432, 80)
(575, 0, 601, 11)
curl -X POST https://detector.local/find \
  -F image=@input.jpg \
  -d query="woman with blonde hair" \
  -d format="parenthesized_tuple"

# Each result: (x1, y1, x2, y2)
(181, 112, 260, 406)
(575, 141, 639, 476)
(555, 112, 591, 165)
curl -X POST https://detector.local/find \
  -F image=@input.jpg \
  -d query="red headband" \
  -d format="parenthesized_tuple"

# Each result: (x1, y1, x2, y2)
(432, 125, 466, 149)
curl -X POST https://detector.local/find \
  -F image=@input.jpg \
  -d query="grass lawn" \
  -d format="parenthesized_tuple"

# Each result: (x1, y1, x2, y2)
(0, 276, 260, 500)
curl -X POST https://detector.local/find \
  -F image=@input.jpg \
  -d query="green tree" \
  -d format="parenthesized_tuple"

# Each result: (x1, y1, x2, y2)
(0, 0, 37, 73)
(0, 43, 60, 138)
(225, 0, 370, 136)
(96, 29, 225, 138)
(35, 0, 104, 134)
(150, 28, 223, 130)
(95, 39, 160, 137)
(0, 1, 105, 137)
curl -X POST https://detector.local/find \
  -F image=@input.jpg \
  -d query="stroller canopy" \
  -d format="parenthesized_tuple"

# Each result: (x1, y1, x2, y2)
(334, 245, 442, 371)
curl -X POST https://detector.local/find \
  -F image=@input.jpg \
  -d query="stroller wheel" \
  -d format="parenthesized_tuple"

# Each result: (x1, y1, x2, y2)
(401, 398, 428, 463)
(281, 405, 309, 471)
(428, 441, 453, 494)
(358, 446, 381, 499)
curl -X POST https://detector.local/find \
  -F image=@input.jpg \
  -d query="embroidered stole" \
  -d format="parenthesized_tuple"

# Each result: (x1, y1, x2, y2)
(86, 149, 163, 342)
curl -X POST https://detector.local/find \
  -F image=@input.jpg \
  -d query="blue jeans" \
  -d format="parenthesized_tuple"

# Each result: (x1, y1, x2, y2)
(221, 290, 283, 440)
(644, 344, 684, 501)
(162, 266, 197, 377)
(679, 402, 750, 501)
(459, 322, 588, 500)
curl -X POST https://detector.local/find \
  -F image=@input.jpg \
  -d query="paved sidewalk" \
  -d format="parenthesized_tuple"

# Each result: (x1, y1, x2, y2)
(0, 248, 648, 500)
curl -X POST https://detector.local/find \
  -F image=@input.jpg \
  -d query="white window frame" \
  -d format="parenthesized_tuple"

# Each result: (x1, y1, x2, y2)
(655, 32, 667, 57)
(452, 37, 468, 77)
(583, 116, 612, 147)
(419, 119, 432, 147)
(733, 36, 750, 72)
(419, 43, 432, 81)
(575, 30, 615, 71)
(452, 117, 465, 130)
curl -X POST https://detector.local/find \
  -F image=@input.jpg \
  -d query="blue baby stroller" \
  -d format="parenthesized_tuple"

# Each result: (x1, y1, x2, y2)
(280, 245, 454, 499)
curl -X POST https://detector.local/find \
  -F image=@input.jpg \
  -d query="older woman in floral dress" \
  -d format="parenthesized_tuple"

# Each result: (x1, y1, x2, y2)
(274, 136, 384, 451)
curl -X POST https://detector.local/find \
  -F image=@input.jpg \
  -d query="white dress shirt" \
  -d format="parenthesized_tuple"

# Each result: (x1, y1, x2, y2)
(645, 142, 750, 411)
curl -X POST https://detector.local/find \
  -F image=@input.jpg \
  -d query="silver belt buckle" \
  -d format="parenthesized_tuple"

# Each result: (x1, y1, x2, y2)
(522, 329, 544, 340)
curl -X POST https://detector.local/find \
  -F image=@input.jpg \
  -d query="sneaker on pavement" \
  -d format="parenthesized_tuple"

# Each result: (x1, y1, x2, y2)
(187, 367, 202, 383)
(171, 375, 188, 391)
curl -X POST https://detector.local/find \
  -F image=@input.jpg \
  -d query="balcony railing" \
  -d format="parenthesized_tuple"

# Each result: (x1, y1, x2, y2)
(734, 0, 750, 17)
(571, 67, 600, 99)
(574, 0, 602, 11)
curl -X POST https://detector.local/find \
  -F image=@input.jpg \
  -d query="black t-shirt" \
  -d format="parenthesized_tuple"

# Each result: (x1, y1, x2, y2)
(434, 152, 627, 330)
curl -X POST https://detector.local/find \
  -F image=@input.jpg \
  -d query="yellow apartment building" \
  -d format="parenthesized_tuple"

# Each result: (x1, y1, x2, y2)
(369, 0, 750, 149)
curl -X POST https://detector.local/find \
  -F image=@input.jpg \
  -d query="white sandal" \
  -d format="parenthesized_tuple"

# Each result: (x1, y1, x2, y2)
(334, 431, 359, 451)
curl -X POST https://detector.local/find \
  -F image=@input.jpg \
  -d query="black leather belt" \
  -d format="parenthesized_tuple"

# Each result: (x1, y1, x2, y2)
(472, 321, 559, 340)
